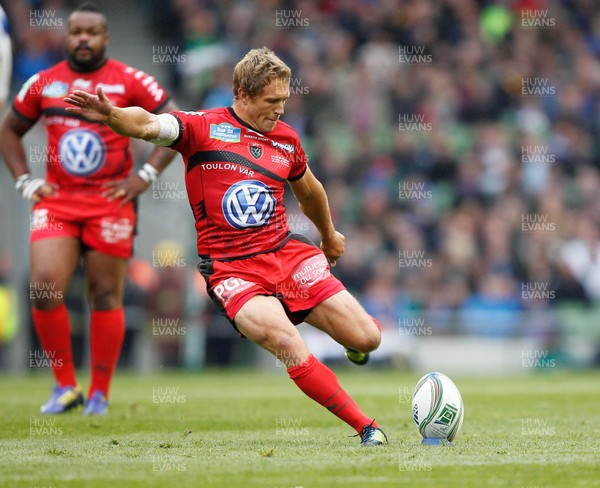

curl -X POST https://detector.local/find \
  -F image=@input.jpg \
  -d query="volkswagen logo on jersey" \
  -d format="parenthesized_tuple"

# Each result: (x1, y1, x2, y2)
(222, 180, 276, 229)
(58, 129, 106, 176)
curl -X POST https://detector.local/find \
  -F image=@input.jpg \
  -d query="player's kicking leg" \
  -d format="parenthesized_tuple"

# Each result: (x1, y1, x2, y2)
(234, 295, 387, 446)
(303, 290, 387, 445)
(82, 249, 128, 415)
(304, 289, 381, 366)
(30, 237, 84, 414)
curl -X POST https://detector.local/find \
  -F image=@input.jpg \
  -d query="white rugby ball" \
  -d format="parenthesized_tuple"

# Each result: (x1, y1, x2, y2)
(411, 372, 464, 444)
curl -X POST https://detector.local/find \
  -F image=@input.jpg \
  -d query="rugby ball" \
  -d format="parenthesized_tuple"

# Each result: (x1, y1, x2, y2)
(411, 372, 464, 445)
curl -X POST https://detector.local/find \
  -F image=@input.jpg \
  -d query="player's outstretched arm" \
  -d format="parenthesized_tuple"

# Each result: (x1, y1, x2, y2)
(102, 99, 180, 205)
(289, 167, 345, 266)
(65, 86, 160, 141)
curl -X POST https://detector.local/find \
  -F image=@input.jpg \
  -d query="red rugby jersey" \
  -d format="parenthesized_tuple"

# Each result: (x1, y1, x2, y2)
(13, 59, 169, 193)
(170, 107, 308, 259)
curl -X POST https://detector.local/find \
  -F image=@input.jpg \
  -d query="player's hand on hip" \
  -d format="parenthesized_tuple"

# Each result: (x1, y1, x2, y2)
(320, 231, 345, 267)
(64, 87, 113, 122)
(15, 174, 58, 202)
(103, 175, 148, 205)
(31, 182, 59, 202)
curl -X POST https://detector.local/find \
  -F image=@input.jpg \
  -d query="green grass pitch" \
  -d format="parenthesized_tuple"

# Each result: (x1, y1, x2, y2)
(0, 368, 599, 487)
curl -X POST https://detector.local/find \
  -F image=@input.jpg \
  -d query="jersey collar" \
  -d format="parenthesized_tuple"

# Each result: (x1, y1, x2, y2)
(67, 57, 109, 73)
(227, 106, 264, 135)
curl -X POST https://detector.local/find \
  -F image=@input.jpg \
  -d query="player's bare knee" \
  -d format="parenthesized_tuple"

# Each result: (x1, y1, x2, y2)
(363, 329, 381, 352)
(267, 329, 294, 355)
(31, 297, 65, 310)
(353, 330, 381, 352)
(266, 329, 307, 366)
(29, 276, 65, 310)
(89, 288, 122, 310)
(355, 321, 381, 352)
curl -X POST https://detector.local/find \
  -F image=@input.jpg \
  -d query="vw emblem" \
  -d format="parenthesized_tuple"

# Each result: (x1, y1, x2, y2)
(222, 180, 276, 229)
(58, 129, 105, 176)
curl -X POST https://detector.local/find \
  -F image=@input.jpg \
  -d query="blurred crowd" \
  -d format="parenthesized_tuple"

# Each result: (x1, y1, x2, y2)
(2, 0, 600, 367)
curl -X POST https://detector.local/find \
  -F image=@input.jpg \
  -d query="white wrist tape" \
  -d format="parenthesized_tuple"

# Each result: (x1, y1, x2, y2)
(15, 173, 46, 200)
(137, 163, 159, 184)
(15, 173, 31, 191)
(149, 113, 180, 146)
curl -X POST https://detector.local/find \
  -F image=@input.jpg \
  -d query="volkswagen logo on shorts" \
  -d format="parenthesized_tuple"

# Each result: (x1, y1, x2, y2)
(222, 180, 276, 229)
(58, 129, 105, 176)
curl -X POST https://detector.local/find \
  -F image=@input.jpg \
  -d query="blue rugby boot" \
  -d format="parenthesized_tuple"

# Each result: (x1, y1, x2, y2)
(83, 390, 108, 416)
(360, 423, 388, 447)
(40, 385, 84, 414)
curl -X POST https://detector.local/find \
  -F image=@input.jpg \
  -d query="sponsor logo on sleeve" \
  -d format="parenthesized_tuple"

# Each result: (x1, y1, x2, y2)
(210, 123, 241, 143)
(42, 81, 69, 98)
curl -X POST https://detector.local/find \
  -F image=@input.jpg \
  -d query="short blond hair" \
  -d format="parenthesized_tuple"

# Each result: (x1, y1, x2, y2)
(232, 47, 291, 99)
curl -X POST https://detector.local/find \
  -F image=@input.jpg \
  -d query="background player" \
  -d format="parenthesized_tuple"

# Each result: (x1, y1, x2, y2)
(64, 47, 388, 445)
(0, 2, 177, 415)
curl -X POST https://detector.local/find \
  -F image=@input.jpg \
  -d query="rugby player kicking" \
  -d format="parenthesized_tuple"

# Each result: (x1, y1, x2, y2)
(64, 47, 388, 445)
